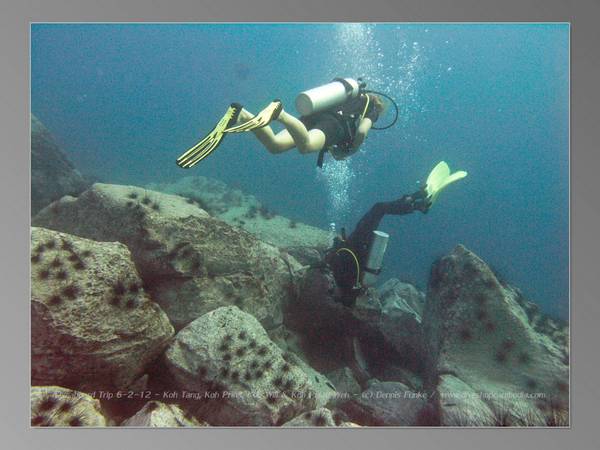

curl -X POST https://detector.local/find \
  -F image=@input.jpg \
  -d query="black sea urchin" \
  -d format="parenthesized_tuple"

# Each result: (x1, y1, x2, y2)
(62, 284, 79, 300)
(38, 397, 57, 412)
(314, 413, 327, 426)
(55, 269, 68, 280)
(48, 294, 63, 306)
(50, 257, 63, 268)
(112, 280, 126, 296)
(38, 269, 50, 280)
(31, 415, 46, 426)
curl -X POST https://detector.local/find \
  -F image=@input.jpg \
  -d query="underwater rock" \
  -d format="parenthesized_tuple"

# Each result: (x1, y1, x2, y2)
(338, 380, 427, 426)
(282, 245, 324, 266)
(268, 324, 337, 407)
(268, 324, 306, 359)
(31, 227, 174, 391)
(30, 386, 108, 427)
(282, 407, 337, 427)
(376, 280, 427, 370)
(377, 278, 426, 360)
(32, 183, 299, 330)
(147, 176, 332, 250)
(284, 349, 336, 408)
(287, 268, 427, 383)
(164, 306, 317, 426)
(285, 268, 364, 371)
(326, 367, 362, 396)
(374, 364, 424, 392)
(31, 114, 91, 216)
(512, 286, 569, 354)
(422, 244, 569, 426)
(267, 325, 336, 407)
(147, 176, 252, 216)
(435, 374, 496, 426)
(378, 278, 425, 320)
(121, 401, 208, 427)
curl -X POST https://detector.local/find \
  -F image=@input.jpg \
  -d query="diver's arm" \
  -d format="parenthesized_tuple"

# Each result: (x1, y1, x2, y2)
(351, 117, 373, 150)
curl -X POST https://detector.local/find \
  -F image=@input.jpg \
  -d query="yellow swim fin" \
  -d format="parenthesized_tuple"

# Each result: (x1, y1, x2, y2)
(176, 103, 242, 168)
(224, 99, 283, 133)
(425, 161, 468, 205)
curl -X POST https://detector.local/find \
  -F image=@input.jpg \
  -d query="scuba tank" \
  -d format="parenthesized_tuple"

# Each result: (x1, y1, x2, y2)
(361, 230, 389, 287)
(295, 78, 361, 116)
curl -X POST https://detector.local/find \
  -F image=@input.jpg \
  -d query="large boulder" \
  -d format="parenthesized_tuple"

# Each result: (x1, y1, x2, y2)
(121, 401, 207, 427)
(147, 176, 331, 251)
(31, 386, 109, 426)
(31, 227, 174, 390)
(422, 245, 569, 426)
(32, 183, 300, 329)
(164, 306, 317, 426)
(31, 114, 90, 215)
(338, 381, 427, 426)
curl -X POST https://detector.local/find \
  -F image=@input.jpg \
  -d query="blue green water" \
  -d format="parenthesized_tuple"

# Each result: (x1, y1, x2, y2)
(31, 23, 569, 320)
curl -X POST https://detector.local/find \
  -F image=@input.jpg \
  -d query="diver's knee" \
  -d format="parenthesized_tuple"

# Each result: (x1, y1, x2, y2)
(297, 144, 312, 154)
(296, 140, 319, 154)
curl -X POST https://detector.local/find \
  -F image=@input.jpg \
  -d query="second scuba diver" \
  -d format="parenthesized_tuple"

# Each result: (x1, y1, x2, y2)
(177, 78, 393, 168)
(286, 161, 467, 386)
(324, 161, 468, 307)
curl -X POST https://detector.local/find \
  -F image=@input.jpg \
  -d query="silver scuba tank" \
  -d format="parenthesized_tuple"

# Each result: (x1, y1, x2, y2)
(361, 230, 389, 287)
(295, 78, 361, 116)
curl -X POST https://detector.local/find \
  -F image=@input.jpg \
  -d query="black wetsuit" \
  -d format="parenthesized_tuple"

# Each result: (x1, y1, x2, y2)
(326, 191, 427, 306)
(299, 94, 380, 148)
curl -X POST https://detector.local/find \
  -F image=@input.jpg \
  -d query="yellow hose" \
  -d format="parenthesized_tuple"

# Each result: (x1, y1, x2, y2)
(335, 247, 361, 287)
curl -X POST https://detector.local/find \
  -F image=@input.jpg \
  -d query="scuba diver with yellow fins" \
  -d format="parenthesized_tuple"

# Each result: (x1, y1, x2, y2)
(176, 78, 397, 168)
(325, 161, 468, 307)
(287, 161, 467, 385)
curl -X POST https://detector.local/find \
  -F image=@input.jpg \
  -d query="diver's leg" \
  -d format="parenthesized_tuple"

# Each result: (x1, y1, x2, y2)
(237, 107, 324, 154)
(237, 108, 296, 154)
(347, 195, 420, 259)
(277, 110, 326, 154)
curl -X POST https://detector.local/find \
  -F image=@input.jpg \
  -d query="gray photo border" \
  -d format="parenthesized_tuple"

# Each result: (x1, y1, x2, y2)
(2, 0, 598, 449)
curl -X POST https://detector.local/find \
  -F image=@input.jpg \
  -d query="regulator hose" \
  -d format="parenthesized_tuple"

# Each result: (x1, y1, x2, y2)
(362, 89, 399, 130)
